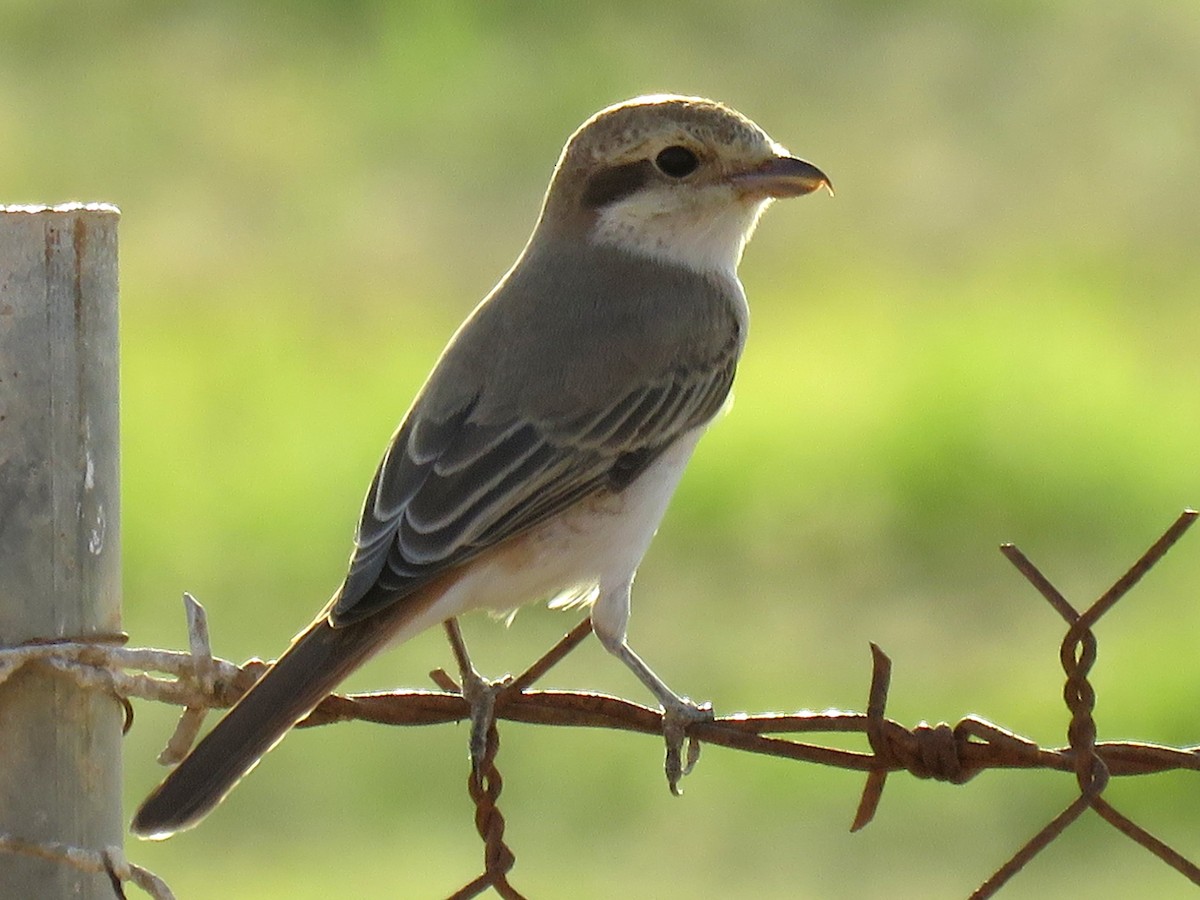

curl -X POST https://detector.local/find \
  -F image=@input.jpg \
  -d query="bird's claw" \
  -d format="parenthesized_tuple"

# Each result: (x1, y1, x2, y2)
(662, 698, 713, 795)
(459, 666, 513, 783)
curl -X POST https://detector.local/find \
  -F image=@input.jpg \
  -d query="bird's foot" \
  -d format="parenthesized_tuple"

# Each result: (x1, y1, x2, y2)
(661, 697, 714, 795)
(591, 632, 714, 794)
(458, 665, 514, 783)
(441, 618, 513, 783)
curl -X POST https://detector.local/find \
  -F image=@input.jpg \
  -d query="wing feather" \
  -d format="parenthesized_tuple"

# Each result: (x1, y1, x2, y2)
(331, 337, 738, 625)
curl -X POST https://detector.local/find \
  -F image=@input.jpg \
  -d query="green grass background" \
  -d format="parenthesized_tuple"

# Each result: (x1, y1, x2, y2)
(6, 2, 1200, 897)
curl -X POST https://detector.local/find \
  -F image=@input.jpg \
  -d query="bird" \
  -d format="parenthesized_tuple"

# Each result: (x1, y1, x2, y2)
(132, 93, 830, 839)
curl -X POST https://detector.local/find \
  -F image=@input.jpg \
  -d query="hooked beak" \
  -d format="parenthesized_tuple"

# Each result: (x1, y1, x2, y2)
(732, 155, 833, 199)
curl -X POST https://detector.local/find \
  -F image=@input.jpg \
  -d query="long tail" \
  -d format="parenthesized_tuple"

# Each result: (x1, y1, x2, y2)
(131, 604, 421, 839)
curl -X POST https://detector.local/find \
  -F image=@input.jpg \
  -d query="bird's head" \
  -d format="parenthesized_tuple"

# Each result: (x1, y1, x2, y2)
(537, 94, 831, 276)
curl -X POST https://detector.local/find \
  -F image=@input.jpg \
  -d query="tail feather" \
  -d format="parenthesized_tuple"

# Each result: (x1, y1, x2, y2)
(132, 612, 403, 839)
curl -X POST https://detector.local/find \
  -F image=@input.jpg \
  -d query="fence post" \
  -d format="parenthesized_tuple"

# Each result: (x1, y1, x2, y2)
(0, 204, 122, 897)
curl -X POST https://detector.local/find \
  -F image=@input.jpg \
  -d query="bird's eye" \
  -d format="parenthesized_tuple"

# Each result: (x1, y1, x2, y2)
(654, 145, 699, 178)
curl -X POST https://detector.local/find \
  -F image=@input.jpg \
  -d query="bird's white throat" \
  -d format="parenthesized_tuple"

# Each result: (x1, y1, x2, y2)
(590, 187, 772, 277)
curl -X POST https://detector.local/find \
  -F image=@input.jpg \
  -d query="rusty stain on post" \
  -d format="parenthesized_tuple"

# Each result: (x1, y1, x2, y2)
(0, 203, 122, 898)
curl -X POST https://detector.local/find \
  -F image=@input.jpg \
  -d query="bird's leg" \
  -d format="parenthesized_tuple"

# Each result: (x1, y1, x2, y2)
(607, 639, 712, 793)
(590, 597, 712, 794)
(443, 618, 512, 782)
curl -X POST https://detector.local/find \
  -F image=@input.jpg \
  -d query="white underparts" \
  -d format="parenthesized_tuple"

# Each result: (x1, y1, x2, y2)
(402, 428, 706, 651)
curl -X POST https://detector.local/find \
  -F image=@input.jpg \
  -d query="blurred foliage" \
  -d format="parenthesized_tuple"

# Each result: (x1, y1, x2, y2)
(4, 2, 1200, 897)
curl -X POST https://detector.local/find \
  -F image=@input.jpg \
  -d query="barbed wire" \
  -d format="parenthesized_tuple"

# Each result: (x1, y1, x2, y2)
(0, 833, 175, 900)
(1, 509, 1197, 898)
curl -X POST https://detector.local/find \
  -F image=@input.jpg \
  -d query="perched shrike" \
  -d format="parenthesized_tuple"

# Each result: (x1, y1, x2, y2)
(133, 94, 830, 839)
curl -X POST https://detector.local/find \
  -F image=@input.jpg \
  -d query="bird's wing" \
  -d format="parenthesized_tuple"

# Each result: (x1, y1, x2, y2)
(330, 343, 737, 625)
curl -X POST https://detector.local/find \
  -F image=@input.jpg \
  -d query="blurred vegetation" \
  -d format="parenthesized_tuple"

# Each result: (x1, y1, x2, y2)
(5, 2, 1200, 897)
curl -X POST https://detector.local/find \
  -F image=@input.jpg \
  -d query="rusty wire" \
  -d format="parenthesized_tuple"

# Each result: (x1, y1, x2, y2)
(293, 509, 1200, 897)
(973, 508, 1200, 896)
(5, 511, 1198, 897)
